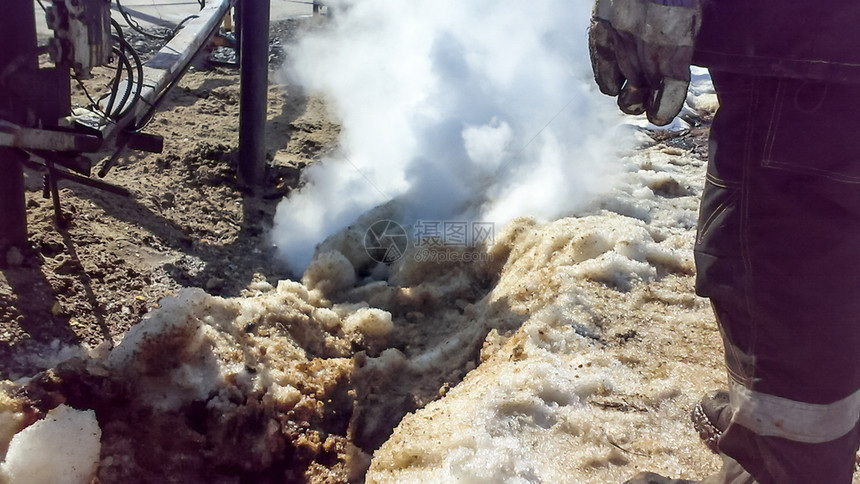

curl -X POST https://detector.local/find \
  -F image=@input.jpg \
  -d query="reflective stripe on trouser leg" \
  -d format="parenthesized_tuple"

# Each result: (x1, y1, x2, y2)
(729, 381, 860, 444)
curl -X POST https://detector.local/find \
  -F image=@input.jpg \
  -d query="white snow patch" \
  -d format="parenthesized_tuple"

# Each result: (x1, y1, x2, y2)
(0, 405, 101, 484)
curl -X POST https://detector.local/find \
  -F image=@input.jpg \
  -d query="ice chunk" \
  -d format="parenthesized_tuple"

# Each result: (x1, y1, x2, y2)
(0, 405, 101, 484)
(303, 251, 357, 295)
(344, 308, 394, 338)
(0, 388, 25, 462)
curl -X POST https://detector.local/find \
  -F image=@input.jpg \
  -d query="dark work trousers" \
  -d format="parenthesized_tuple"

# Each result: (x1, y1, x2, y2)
(694, 70, 860, 483)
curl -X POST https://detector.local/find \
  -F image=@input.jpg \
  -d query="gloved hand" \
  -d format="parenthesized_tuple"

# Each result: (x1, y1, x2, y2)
(588, 0, 701, 126)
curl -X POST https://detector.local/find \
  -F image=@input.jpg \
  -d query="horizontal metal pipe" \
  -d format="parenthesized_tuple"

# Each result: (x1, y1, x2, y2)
(0, 125, 101, 153)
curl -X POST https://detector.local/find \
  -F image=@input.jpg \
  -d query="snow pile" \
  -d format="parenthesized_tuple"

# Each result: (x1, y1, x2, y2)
(0, 405, 101, 484)
(272, 0, 627, 272)
(366, 141, 724, 483)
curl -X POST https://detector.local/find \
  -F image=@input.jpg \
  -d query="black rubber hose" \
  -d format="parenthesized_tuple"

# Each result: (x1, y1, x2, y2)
(104, 45, 128, 117)
(113, 35, 144, 121)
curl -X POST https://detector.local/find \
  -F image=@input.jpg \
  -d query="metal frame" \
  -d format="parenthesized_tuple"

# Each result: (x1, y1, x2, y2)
(0, 0, 270, 254)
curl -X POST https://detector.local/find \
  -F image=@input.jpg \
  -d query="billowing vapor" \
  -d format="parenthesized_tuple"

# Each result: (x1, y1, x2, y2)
(272, 0, 628, 272)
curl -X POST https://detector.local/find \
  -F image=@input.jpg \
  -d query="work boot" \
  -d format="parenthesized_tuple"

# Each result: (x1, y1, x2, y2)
(691, 389, 732, 453)
(690, 390, 860, 470)
(623, 471, 698, 483)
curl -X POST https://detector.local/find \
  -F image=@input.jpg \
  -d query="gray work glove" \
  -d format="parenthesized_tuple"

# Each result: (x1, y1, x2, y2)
(588, 0, 701, 126)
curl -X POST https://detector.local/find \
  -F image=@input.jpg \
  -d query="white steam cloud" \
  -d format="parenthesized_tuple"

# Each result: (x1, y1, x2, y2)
(272, 0, 628, 272)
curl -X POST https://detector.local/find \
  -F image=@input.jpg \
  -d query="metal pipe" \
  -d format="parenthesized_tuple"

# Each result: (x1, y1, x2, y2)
(0, 0, 37, 254)
(0, 149, 28, 255)
(28, 160, 131, 197)
(237, 0, 270, 191)
(46, 162, 64, 225)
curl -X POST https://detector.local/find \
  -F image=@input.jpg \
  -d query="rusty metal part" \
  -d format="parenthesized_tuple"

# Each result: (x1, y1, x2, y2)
(0, 124, 101, 153)
(46, 0, 112, 78)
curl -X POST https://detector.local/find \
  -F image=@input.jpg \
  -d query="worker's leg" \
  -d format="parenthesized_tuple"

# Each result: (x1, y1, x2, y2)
(695, 70, 860, 483)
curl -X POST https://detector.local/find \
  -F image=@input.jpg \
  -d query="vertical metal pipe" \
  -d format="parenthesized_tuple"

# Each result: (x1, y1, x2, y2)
(0, 150, 28, 255)
(237, 0, 270, 192)
(0, 0, 37, 254)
